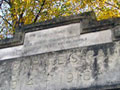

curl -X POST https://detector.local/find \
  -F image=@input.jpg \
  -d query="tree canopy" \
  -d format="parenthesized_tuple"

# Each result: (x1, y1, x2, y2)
(0, 0, 120, 39)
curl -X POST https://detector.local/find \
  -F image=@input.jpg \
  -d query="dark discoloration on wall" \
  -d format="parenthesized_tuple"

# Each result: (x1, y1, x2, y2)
(0, 11, 120, 49)
(0, 41, 120, 90)
(85, 43, 115, 81)
(0, 11, 120, 90)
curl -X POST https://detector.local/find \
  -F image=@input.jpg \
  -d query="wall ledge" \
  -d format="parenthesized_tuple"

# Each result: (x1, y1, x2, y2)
(0, 11, 120, 49)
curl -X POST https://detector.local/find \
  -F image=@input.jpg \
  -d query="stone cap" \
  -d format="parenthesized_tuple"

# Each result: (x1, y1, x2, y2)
(0, 11, 120, 48)
(81, 17, 120, 34)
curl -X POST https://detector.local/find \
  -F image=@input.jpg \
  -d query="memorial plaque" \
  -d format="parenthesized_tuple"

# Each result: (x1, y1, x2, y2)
(0, 11, 120, 90)
(23, 27, 112, 56)
(0, 23, 112, 61)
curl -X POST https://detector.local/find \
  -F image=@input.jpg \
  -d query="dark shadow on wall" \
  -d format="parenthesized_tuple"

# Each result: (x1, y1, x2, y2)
(62, 88, 120, 90)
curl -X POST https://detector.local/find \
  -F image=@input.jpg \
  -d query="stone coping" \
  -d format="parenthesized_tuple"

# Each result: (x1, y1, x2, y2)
(0, 11, 120, 49)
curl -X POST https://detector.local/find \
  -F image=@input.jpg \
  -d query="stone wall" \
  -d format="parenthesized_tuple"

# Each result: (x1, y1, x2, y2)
(0, 11, 120, 90)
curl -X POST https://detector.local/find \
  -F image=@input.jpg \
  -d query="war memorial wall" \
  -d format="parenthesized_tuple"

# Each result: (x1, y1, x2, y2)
(0, 12, 120, 90)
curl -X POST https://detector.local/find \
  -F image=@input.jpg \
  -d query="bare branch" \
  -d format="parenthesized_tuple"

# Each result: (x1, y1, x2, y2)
(0, 0, 3, 8)
(3, 0, 10, 5)
(95, 7, 104, 11)
(0, 15, 12, 26)
(105, 2, 120, 10)
(34, 0, 46, 23)
(17, 9, 25, 27)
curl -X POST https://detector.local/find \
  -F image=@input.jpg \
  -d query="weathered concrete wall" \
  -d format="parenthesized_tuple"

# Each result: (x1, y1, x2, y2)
(0, 11, 120, 90)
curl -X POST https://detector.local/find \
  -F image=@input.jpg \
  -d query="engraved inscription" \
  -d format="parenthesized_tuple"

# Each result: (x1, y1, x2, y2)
(97, 49, 106, 74)
(11, 61, 20, 90)
(83, 69, 91, 80)
(67, 73, 73, 83)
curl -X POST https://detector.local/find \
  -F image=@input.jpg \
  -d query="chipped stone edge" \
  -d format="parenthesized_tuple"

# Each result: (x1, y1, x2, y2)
(0, 11, 120, 49)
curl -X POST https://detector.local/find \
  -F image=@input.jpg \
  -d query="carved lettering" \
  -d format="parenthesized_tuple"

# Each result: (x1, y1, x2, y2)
(58, 56, 64, 65)
(67, 73, 73, 83)
(83, 70, 91, 80)
(86, 50, 94, 64)
(77, 72, 82, 82)
(11, 61, 20, 90)
(70, 54, 79, 63)
(11, 81, 17, 89)
(97, 49, 106, 74)
(27, 78, 33, 85)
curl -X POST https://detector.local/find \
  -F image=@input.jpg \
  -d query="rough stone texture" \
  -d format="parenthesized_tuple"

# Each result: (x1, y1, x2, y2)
(1, 41, 120, 90)
(0, 26, 112, 60)
(0, 11, 120, 48)
(81, 17, 120, 34)
(0, 11, 120, 90)
(0, 11, 94, 49)
(112, 26, 120, 41)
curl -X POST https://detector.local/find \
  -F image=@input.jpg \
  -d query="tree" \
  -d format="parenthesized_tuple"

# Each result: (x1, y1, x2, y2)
(0, 0, 120, 39)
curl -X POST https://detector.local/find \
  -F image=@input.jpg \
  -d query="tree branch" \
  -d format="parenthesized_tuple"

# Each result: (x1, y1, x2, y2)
(105, 2, 120, 10)
(95, 7, 104, 11)
(17, 8, 25, 27)
(4, 0, 10, 5)
(33, 0, 46, 23)
(0, 0, 3, 8)
(0, 15, 12, 26)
